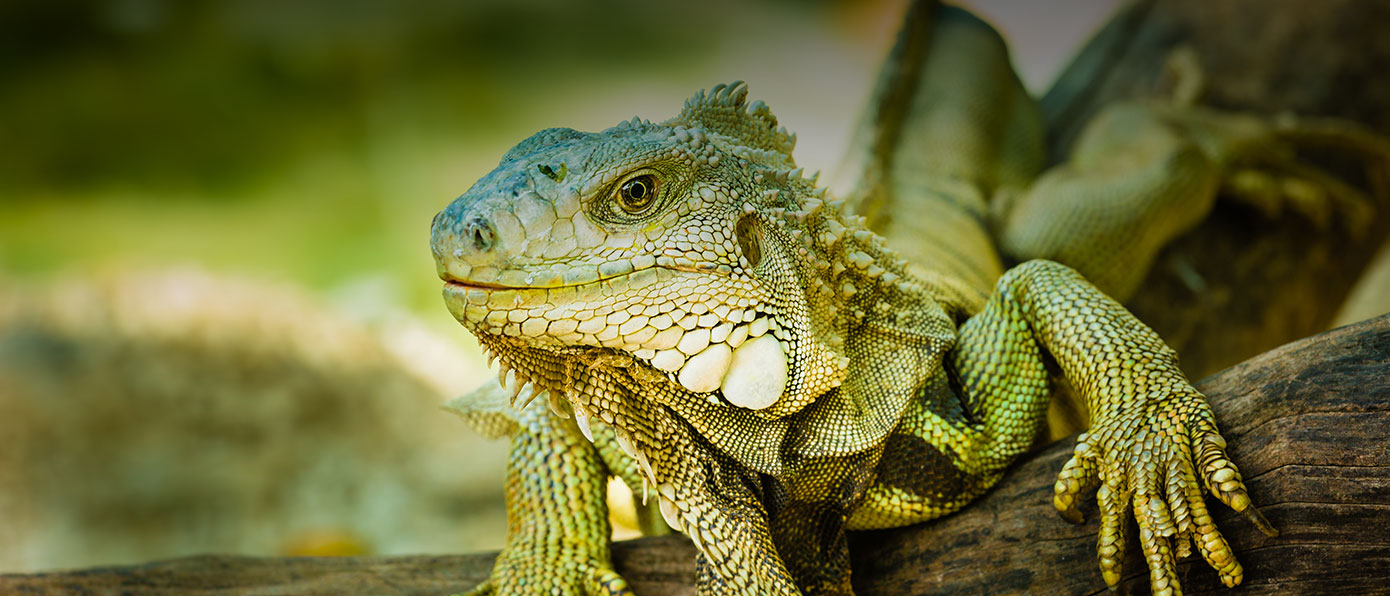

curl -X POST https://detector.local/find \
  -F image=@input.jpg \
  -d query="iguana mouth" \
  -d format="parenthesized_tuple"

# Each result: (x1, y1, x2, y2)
(442, 280, 510, 291)
(439, 262, 722, 291)
(440, 266, 666, 310)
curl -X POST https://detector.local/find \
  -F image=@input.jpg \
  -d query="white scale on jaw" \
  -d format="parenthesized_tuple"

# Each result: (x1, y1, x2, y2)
(653, 316, 786, 410)
(715, 334, 786, 409)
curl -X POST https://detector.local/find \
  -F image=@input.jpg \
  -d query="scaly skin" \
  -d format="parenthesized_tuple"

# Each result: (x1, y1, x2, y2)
(463, 401, 629, 596)
(431, 2, 1384, 594)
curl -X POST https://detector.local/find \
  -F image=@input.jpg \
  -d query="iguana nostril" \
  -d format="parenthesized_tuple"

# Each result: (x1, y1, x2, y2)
(465, 216, 495, 253)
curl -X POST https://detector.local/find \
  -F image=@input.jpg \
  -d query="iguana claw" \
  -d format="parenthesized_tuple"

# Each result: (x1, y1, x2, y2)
(1054, 394, 1275, 594)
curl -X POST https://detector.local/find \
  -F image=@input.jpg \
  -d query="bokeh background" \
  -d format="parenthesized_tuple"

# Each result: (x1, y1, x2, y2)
(3, 0, 1385, 574)
(0, 0, 1115, 309)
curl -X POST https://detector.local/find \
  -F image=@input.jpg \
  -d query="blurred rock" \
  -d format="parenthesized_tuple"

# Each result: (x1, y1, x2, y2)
(0, 269, 507, 572)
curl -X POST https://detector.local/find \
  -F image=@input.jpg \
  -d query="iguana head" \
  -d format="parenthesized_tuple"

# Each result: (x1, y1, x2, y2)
(432, 82, 954, 473)
(433, 82, 849, 415)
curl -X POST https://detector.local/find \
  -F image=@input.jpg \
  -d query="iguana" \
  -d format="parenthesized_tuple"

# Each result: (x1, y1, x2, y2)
(428, 2, 1386, 594)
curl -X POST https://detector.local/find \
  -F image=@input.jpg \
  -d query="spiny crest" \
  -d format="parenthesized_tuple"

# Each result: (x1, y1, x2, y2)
(668, 81, 797, 162)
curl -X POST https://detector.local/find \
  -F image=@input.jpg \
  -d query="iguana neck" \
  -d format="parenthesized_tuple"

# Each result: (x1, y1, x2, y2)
(754, 173, 945, 343)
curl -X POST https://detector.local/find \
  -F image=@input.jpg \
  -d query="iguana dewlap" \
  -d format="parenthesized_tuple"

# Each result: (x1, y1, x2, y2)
(428, 2, 1384, 594)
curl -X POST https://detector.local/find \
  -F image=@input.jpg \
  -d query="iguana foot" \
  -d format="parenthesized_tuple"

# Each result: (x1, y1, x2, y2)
(1160, 44, 1388, 234)
(464, 554, 632, 596)
(1207, 112, 1389, 235)
(1052, 393, 1277, 593)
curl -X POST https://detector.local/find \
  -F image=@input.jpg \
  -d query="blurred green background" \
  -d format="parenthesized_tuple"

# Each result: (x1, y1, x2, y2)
(0, 0, 1114, 322)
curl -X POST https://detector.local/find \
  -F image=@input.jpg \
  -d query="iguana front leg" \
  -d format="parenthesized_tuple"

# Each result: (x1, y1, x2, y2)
(535, 354, 805, 596)
(655, 432, 801, 596)
(845, 365, 1048, 530)
(449, 390, 630, 596)
(953, 259, 1276, 593)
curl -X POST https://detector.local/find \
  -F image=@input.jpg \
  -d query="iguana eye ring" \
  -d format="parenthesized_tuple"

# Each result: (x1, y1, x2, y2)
(617, 174, 658, 213)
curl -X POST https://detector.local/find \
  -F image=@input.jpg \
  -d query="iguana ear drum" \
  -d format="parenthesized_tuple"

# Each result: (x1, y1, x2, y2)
(735, 214, 762, 269)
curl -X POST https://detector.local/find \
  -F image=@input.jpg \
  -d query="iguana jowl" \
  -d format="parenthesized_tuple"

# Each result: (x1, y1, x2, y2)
(430, 3, 1384, 594)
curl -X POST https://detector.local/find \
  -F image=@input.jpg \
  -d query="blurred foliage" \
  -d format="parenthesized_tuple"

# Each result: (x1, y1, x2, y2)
(1, 0, 785, 192)
(0, 270, 505, 570)
(0, 0, 879, 318)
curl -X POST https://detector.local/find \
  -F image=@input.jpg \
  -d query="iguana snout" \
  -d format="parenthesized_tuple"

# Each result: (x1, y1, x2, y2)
(429, 137, 592, 282)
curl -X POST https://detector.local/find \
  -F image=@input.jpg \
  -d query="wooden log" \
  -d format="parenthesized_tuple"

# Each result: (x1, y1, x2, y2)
(4, 314, 1385, 595)
(1041, 0, 1390, 378)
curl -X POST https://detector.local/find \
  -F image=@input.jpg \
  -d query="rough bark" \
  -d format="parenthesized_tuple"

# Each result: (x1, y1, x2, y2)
(4, 314, 1386, 595)
(1041, 0, 1390, 378)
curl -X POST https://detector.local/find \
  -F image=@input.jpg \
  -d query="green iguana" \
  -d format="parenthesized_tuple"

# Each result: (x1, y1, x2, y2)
(428, 2, 1386, 594)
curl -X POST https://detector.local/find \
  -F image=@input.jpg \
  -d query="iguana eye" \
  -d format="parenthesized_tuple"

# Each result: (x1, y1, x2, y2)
(617, 174, 658, 213)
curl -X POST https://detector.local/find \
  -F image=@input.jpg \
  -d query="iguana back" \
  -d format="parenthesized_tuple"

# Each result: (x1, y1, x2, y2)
(836, 3, 1044, 302)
